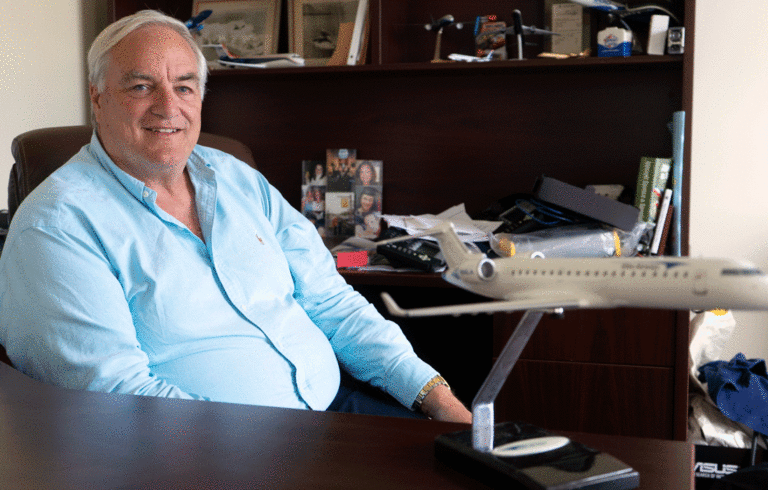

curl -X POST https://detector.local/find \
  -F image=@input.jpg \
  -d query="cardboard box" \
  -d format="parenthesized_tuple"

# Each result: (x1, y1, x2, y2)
(597, 27, 632, 57)
(546, 1, 590, 55)
(647, 14, 670, 55)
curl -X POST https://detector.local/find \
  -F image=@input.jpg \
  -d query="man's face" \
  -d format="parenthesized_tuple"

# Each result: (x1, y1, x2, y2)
(90, 25, 202, 176)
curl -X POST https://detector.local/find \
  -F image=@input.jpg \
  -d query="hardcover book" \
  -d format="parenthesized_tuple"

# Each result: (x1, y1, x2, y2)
(635, 156, 672, 223)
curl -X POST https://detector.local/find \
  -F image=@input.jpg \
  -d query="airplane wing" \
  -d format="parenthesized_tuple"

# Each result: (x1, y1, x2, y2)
(380, 292, 591, 318)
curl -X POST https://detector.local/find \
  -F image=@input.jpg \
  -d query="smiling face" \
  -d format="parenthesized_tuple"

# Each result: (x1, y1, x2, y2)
(90, 25, 202, 179)
(358, 163, 373, 185)
(359, 193, 374, 212)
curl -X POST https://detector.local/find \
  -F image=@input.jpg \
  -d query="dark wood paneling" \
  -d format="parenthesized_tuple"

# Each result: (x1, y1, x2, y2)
(113, 0, 192, 20)
(202, 58, 682, 216)
(497, 360, 675, 439)
(494, 308, 677, 366)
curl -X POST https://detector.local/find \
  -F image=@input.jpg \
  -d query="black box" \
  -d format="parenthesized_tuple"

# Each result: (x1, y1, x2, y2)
(532, 176, 640, 231)
(694, 444, 763, 490)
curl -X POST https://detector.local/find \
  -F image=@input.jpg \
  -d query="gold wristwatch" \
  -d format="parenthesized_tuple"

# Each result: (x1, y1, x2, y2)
(412, 375, 450, 411)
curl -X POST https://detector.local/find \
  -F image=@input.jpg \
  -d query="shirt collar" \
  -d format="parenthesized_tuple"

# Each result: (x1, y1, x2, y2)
(87, 131, 213, 204)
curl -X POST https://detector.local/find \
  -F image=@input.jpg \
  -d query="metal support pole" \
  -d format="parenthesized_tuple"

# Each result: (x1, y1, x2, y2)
(471, 310, 545, 452)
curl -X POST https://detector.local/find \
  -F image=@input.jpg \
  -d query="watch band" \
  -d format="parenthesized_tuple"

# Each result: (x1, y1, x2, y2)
(412, 375, 450, 411)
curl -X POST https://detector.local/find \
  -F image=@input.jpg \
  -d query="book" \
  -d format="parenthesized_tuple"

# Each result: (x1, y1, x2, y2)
(656, 204, 674, 255)
(650, 188, 673, 254)
(474, 18, 507, 59)
(634, 156, 672, 223)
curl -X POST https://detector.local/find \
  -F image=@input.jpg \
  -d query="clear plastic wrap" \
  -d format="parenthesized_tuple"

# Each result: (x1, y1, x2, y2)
(489, 221, 652, 259)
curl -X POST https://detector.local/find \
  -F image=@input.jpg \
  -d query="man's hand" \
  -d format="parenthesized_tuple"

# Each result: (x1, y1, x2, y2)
(419, 384, 472, 423)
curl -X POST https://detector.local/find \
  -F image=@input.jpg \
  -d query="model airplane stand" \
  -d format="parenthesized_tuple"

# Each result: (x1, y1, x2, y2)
(434, 311, 640, 489)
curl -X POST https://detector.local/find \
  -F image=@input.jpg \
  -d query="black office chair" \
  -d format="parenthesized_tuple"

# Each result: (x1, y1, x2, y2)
(1, 125, 257, 367)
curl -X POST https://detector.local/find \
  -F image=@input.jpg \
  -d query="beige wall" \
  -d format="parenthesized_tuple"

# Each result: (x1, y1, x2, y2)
(1, 2, 767, 359)
(690, 1, 768, 360)
(0, 2, 109, 184)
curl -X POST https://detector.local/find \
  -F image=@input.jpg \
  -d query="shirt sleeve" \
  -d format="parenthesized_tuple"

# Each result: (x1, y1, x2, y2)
(257, 175, 439, 408)
(0, 225, 208, 401)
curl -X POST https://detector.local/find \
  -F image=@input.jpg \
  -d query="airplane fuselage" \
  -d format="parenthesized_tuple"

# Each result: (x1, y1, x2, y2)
(444, 255, 768, 311)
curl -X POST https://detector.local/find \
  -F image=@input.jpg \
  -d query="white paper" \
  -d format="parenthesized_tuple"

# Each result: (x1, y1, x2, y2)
(382, 204, 501, 242)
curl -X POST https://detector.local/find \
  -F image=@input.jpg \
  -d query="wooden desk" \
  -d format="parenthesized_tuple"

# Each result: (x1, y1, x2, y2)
(0, 363, 692, 489)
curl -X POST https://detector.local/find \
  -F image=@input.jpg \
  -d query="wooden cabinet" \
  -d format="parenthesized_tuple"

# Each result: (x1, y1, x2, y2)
(112, 0, 694, 440)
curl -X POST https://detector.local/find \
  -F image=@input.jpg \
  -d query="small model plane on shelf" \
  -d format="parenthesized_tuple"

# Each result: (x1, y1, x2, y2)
(568, 0, 680, 23)
(379, 221, 768, 318)
(424, 14, 466, 61)
(186, 9, 212, 32)
(477, 10, 559, 60)
(201, 44, 304, 69)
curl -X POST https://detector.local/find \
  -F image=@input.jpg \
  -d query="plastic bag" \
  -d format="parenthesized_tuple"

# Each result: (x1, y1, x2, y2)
(489, 221, 651, 259)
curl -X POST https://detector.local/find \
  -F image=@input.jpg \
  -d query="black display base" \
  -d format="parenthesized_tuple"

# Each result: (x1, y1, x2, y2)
(435, 422, 639, 490)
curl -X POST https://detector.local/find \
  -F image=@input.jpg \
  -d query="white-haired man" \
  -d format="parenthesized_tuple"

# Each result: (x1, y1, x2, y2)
(0, 10, 471, 422)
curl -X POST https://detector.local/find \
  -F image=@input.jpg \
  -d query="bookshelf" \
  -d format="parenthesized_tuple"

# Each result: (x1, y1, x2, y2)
(111, 0, 695, 440)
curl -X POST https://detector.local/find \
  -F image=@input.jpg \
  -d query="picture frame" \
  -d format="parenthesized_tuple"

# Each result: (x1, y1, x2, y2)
(192, 0, 281, 58)
(288, 0, 365, 66)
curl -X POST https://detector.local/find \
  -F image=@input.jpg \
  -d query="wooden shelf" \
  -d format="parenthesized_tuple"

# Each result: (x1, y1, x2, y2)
(207, 54, 683, 79)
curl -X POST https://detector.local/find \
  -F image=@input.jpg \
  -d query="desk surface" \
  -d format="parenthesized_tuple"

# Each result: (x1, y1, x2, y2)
(0, 363, 692, 489)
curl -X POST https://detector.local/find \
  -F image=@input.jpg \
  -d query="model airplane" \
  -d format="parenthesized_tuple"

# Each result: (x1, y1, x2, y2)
(425, 14, 465, 32)
(569, 0, 680, 23)
(379, 221, 768, 318)
(478, 10, 558, 60)
(425, 14, 465, 61)
(201, 44, 304, 68)
(186, 10, 212, 33)
(448, 52, 495, 63)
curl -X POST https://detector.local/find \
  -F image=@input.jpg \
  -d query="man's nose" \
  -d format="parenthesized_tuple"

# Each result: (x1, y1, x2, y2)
(151, 85, 180, 119)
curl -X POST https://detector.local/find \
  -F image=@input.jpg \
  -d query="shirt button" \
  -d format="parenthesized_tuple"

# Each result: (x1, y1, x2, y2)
(142, 190, 150, 198)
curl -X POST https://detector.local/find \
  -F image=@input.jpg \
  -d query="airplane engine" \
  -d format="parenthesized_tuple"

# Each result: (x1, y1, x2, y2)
(478, 258, 497, 281)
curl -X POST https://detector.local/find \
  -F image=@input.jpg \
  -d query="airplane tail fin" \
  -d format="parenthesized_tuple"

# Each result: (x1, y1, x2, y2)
(376, 221, 477, 271)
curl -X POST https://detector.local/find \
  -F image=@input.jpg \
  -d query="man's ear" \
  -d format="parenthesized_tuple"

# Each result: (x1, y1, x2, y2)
(89, 84, 102, 111)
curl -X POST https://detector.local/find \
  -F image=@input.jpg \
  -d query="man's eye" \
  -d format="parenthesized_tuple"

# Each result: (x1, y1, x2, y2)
(130, 85, 149, 92)
(177, 86, 195, 95)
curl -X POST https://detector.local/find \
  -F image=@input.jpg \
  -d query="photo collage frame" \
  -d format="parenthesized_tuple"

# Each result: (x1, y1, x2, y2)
(301, 150, 382, 239)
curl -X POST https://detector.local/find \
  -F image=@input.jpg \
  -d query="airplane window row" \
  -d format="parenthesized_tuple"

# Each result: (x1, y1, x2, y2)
(721, 268, 765, 276)
(510, 269, 691, 279)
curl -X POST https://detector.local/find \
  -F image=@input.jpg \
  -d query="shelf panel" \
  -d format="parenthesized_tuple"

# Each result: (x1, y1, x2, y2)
(207, 55, 683, 80)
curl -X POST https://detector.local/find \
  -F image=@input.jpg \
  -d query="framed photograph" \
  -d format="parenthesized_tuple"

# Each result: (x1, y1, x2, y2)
(288, 0, 364, 65)
(193, 1, 281, 57)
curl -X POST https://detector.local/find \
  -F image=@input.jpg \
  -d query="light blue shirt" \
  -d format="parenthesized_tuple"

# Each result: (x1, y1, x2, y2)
(0, 134, 437, 410)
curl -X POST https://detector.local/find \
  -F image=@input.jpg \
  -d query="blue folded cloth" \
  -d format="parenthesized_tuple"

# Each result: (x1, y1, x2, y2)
(698, 353, 768, 436)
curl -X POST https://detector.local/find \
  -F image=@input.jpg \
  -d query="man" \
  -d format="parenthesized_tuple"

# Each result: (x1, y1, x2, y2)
(0, 10, 471, 423)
